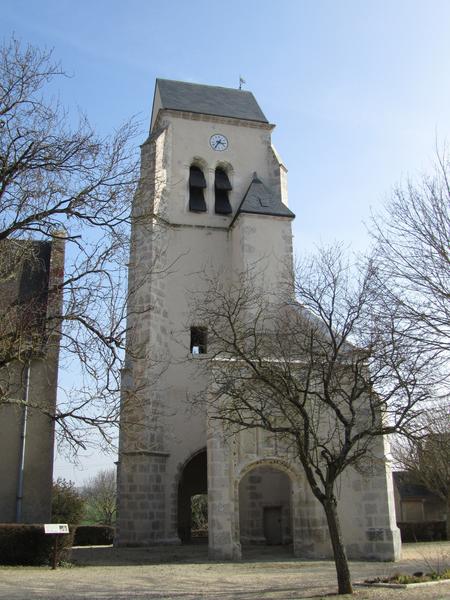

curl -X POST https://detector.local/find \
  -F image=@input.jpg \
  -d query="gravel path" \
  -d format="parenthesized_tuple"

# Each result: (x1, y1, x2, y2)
(0, 541, 449, 599)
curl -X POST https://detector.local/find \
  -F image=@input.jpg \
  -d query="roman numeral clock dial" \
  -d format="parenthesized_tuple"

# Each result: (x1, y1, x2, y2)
(210, 133, 228, 151)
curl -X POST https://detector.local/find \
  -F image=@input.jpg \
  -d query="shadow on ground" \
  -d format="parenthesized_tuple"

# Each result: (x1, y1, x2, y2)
(71, 543, 298, 567)
(0, 542, 449, 600)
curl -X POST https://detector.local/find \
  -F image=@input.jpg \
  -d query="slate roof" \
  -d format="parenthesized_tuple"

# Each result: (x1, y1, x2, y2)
(235, 173, 295, 220)
(155, 79, 268, 123)
(393, 472, 436, 499)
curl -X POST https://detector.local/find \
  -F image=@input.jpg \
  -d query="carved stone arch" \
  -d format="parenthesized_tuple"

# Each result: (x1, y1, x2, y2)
(233, 456, 305, 555)
(236, 456, 302, 482)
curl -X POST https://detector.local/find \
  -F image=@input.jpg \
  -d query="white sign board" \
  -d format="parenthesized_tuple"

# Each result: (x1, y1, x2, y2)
(44, 524, 69, 534)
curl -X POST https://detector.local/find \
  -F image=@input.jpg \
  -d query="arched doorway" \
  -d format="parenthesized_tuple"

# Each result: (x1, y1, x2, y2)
(177, 448, 207, 543)
(239, 465, 292, 548)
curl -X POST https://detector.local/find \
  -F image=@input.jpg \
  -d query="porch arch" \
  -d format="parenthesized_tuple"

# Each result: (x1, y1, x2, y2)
(234, 457, 303, 554)
(177, 447, 207, 543)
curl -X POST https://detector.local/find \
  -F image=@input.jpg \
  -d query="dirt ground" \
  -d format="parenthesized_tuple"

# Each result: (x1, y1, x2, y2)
(0, 541, 449, 600)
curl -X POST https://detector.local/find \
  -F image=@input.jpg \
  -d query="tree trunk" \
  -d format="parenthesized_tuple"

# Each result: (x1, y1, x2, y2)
(323, 497, 353, 595)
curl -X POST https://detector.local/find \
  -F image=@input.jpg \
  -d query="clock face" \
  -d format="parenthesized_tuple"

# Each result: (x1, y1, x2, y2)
(210, 133, 228, 152)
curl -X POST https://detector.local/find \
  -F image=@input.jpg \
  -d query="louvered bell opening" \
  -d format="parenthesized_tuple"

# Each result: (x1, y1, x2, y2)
(189, 186, 207, 212)
(214, 169, 233, 191)
(215, 169, 232, 190)
(189, 166, 207, 188)
(214, 169, 232, 214)
(215, 189, 232, 214)
(189, 166, 207, 212)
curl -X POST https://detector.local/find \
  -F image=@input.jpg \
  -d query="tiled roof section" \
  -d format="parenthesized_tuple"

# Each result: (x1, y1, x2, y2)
(156, 79, 268, 123)
(236, 173, 295, 219)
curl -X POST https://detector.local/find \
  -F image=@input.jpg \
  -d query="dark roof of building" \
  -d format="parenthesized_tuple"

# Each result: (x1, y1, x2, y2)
(154, 79, 269, 123)
(234, 173, 295, 221)
(393, 471, 437, 499)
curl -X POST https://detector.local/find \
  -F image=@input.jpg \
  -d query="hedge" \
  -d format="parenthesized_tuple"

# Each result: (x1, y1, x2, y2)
(397, 521, 447, 542)
(73, 525, 114, 546)
(0, 524, 74, 565)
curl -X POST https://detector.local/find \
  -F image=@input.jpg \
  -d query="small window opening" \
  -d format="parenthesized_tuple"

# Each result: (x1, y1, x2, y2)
(189, 166, 207, 212)
(215, 168, 232, 214)
(190, 326, 207, 354)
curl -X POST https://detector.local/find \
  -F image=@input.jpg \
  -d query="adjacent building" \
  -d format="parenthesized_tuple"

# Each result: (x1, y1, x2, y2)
(0, 238, 64, 523)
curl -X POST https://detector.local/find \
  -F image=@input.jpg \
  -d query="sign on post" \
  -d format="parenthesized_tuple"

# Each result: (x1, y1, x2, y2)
(44, 524, 69, 534)
(44, 524, 69, 569)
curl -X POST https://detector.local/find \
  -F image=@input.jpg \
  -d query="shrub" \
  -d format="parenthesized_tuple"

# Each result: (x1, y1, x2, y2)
(73, 525, 114, 546)
(0, 524, 74, 565)
(365, 570, 450, 585)
(52, 478, 85, 525)
(397, 521, 447, 542)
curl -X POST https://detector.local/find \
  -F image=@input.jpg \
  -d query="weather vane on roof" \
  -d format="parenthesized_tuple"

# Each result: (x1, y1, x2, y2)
(239, 76, 246, 90)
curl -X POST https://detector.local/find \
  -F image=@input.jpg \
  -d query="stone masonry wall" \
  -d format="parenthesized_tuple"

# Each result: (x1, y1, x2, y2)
(116, 452, 168, 546)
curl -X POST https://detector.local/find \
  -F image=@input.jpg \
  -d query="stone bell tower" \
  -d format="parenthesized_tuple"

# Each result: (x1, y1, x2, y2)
(116, 79, 294, 547)
(116, 79, 400, 562)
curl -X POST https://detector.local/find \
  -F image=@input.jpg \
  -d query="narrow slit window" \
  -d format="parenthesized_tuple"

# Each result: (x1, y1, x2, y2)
(214, 168, 232, 214)
(189, 166, 207, 212)
(190, 327, 207, 355)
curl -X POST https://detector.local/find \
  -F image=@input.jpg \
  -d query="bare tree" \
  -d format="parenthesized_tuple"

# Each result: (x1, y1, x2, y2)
(371, 154, 450, 541)
(393, 404, 450, 538)
(82, 468, 117, 526)
(193, 246, 439, 595)
(0, 37, 148, 453)
(371, 153, 450, 362)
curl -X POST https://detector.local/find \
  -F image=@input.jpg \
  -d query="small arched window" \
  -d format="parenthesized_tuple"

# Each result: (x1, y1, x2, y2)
(189, 165, 207, 212)
(214, 168, 232, 214)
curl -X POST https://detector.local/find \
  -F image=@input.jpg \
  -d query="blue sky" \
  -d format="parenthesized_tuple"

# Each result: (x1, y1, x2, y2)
(2, 0, 450, 483)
